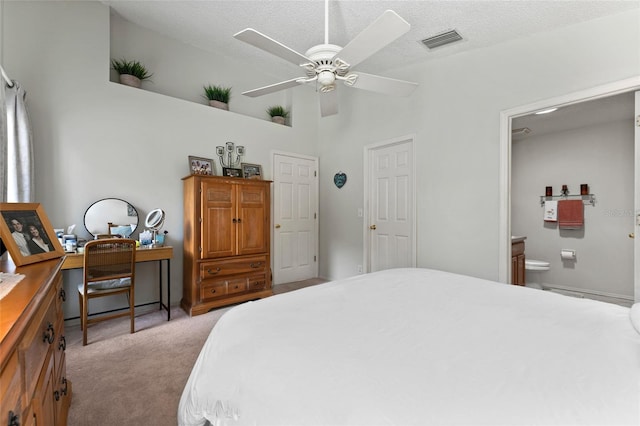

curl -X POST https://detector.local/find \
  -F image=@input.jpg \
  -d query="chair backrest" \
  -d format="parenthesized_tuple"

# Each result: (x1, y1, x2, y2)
(83, 238, 136, 284)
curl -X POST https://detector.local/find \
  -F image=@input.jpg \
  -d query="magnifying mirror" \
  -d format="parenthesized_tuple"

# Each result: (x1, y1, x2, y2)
(145, 208, 165, 247)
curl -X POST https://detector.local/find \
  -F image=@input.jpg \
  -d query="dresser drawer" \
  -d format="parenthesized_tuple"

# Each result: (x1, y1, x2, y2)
(248, 274, 268, 292)
(0, 350, 22, 423)
(199, 255, 268, 280)
(21, 293, 57, 399)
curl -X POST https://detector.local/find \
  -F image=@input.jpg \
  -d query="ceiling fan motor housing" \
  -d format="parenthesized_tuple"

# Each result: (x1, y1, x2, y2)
(303, 44, 347, 82)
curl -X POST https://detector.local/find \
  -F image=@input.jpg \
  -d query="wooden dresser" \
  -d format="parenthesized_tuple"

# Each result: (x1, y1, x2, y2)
(181, 175, 273, 316)
(0, 256, 71, 426)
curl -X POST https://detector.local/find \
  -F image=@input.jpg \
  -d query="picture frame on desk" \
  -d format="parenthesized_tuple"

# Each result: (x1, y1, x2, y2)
(241, 163, 263, 180)
(188, 155, 215, 176)
(222, 167, 243, 178)
(0, 203, 65, 266)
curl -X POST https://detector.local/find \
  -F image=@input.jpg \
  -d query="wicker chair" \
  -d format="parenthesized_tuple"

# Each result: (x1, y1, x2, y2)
(77, 238, 136, 345)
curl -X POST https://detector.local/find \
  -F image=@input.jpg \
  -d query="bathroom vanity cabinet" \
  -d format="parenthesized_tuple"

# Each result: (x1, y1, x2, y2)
(511, 238, 525, 286)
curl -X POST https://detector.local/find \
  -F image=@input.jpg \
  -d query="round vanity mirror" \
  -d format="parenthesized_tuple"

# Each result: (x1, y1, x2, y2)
(145, 208, 165, 229)
(84, 198, 139, 238)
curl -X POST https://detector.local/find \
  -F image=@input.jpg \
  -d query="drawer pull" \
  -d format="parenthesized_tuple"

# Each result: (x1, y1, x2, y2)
(58, 288, 66, 301)
(61, 377, 68, 396)
(210, 288, 217, 294)
(250, 262, 263, 268)
(54, 390, 60, 402)
(207, 267, 221, 275)
(59, 335, 66, 351)
(232, 218, 237, 223)
(8, 411, 19, 426)
(43, 322, 55, 344)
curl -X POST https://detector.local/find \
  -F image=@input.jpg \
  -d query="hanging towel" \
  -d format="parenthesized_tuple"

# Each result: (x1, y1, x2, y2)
(558, 199, 584, 229)
(543, 200, 558, 222)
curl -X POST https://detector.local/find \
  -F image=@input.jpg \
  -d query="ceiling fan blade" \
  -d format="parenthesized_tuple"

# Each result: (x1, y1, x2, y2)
(333, 10, 410, 69)
(242, 78, 304, 97)
(346, 72, 418, 97)
(319, 89, 338, 117)
(234, 28, 312, 66)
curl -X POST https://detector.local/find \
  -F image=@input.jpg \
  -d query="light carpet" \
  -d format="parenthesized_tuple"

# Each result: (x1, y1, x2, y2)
(66, 278, 327, 425)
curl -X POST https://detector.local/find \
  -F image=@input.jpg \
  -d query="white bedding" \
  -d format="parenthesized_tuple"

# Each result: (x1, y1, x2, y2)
(178, 268, 640, 426)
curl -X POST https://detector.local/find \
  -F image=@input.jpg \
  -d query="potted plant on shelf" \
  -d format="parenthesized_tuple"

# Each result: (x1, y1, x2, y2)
(266, 105, 289, 125)
(111, 58, 153, 88)
(203, 85, 232, 110)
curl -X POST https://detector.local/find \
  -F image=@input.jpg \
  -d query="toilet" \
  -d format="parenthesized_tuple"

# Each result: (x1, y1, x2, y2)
(525, 259, 550, 289)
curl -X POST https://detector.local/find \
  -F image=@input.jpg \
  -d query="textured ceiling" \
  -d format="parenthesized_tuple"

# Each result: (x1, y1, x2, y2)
(103, 0, 639, 78)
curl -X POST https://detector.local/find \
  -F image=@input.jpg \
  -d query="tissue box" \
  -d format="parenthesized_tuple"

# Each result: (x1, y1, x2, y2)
(139, 230, 153, 246)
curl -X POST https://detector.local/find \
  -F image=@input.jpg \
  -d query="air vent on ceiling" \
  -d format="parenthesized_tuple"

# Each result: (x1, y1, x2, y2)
(421, 29, 463, 50)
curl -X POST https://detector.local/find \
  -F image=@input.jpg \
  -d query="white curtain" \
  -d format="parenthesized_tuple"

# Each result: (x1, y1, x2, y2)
(1, 80, 34, 203)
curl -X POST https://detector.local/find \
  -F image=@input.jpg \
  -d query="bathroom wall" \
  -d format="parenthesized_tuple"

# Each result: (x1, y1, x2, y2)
(511, 117, 634, 299)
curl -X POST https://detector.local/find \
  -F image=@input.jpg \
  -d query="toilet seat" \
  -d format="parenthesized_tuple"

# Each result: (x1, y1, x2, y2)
(525, 259, 550, 271)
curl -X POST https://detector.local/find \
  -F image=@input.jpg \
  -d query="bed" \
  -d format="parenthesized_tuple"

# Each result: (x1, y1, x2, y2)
(178, 268, 640, 426)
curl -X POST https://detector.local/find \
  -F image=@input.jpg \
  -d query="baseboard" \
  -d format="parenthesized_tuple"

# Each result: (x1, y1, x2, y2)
(543, 283, 633, 307)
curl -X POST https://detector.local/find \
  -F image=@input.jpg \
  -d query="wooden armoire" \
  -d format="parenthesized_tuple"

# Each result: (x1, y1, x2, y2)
(181, 175, 273, 316)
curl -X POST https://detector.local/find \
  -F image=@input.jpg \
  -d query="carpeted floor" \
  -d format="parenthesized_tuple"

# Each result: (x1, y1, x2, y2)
(66, 278, 326, 426)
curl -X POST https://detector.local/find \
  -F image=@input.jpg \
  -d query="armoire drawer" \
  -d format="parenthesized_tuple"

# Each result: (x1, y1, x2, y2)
(199, 255, 268, 280)
(0, 351, 21, 422)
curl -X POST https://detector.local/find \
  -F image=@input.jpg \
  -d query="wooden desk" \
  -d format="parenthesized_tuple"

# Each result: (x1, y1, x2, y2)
(61, 245, 174, 320)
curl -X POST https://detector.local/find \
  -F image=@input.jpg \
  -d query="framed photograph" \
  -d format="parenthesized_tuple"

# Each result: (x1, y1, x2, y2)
(188, 155, 215, 176)
(0, 203, 65, 266)
(222, 167, 243, 178)
(241, 163, 263, 180)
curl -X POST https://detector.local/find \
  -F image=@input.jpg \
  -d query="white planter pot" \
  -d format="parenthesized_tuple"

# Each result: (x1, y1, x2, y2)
(271, 116, 286, 125)
(209, 100, 229, 110)
(119, 74, 141, 88)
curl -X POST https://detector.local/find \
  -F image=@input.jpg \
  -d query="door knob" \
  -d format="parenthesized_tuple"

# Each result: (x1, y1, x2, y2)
(275, 224, 281, 229)
(369, 225, 377, 230)
(629, 233, 635, 239)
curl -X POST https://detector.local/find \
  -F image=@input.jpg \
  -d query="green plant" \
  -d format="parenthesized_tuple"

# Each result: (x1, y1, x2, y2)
(110, 58, 153, 80)
(266, 105, 289, 118)
(203, 85, 232, 103)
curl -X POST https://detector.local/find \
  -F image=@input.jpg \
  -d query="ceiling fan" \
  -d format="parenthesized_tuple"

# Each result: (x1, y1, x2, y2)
(233, 0, 419, 117)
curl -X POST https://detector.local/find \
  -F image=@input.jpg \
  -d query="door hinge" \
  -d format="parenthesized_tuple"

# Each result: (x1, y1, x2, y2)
(314, 255, 316, 262)
(637, 114, 640, 127)
(314, 213, 317, 219)
(314, 170, 317, 177)
(198, 217, 202, 223)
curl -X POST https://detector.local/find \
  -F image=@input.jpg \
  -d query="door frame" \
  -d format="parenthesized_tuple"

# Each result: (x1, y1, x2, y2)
(271, 150, 320, 283)
(363, 134, 417, 273)
(499, 76, 640, 299)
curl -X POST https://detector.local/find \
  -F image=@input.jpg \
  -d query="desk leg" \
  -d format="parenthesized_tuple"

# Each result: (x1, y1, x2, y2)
(158, 258, 171, 321)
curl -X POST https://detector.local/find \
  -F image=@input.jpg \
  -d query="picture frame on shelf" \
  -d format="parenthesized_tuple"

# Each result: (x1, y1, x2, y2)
(0, 203, 65, 266)
(188, 155, 215, 176)
(241, 163, 263, 180)
(222, 167, 243, 178)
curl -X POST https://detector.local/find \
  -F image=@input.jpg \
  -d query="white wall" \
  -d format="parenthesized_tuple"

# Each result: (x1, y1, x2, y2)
(1, 1, 319, 318)
(317, 9, 640, 282)
(512, 118, 634, 298)
(2, 2, 639, 310)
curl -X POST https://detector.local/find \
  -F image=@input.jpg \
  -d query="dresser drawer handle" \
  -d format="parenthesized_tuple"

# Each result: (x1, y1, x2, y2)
(8, 411, 19, 426)
(58, 288, 66, 302)
(207, 267, 221, 275)
(43, 322, 55, 345)
(210, 288, 217, 294)
(54, 390, 60, 402)
(250, 262, 262, 268)
(58, 335, 66, 351)
(61, 377, 68, 396)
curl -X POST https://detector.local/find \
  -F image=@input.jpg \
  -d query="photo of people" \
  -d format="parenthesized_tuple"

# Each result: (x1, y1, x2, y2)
(0, 203, 64, 266)
(2, 211, 53, 256)
(189, 156, 214, 176)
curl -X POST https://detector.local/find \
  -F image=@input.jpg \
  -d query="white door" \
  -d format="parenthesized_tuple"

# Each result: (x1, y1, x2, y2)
(365, 136, 416, 272)
(273, 152, 318, 284)
(635, 91, 640, 303)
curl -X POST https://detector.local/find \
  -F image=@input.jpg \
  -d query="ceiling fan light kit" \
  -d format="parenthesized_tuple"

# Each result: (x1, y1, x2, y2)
(233, 1, 418, 117)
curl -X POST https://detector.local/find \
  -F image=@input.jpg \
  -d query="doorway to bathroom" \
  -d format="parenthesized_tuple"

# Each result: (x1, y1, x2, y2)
(499, 77, 640, 305)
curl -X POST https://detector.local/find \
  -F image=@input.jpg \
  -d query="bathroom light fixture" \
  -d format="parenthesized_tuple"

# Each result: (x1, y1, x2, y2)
(535, 107, 558, 115)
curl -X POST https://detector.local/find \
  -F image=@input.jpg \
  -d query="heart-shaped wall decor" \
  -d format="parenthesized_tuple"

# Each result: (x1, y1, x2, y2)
(334, 172, 347, 189)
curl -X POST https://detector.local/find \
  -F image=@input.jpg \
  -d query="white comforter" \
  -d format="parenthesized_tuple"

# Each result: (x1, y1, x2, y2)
(178, 268, 640, 426)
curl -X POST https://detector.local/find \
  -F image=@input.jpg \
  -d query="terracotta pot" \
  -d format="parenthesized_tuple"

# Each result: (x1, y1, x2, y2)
(271, 116, 286, 125)
(119, 74, 141, 88)
(209, 100, 229, 110)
